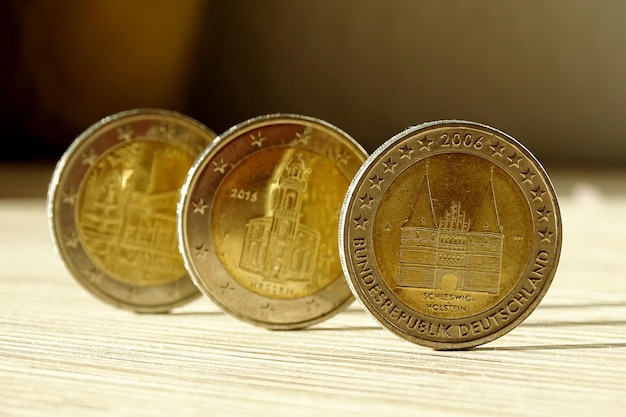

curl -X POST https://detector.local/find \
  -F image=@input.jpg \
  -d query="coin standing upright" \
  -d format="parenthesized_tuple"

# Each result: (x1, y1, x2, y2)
(48, 109, 216, 313)
(178, 114, 368, 329)
(339, 120, 562, 349)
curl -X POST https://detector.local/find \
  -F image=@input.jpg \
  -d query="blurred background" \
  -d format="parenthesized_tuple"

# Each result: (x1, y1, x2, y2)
(2, 0, 626, 169)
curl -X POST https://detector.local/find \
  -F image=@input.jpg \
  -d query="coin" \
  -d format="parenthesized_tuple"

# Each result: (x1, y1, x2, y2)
(178, 114, 368, 329)
(47, 108, 217, 313)
(339, 120, 562, 349)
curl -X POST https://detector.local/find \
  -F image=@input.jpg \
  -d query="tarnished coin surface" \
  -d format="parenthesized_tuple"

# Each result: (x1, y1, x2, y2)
(178, 114, 368, 329)
(339, 120, 561, 349)
(48, 108, 216, 313)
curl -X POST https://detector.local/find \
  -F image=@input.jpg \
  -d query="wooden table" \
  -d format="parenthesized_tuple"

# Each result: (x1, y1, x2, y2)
(1, 163, 625, 416)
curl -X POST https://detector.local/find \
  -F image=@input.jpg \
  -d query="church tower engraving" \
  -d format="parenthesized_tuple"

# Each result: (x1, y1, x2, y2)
(397, 166, 504, 294)
(239, 153, 321, 281)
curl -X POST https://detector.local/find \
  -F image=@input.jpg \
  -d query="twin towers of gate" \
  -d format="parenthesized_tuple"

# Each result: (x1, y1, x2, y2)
(398, 163, 504, 294)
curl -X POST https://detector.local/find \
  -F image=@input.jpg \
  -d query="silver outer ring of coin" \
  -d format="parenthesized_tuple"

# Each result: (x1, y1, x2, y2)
(177, 113, 368, 329)
(338, 120, 562, 349)
(47, 108, 216, 313)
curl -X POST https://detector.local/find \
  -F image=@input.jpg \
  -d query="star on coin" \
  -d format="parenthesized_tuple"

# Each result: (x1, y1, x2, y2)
(507, 152, 523, 168)
(520, 168, 536, 184)
(292, 129, 311, 145)
(116, 125, 134, 142)
(530, 185, 546, 202)
(61, 189, 77, 205)
(194, 242, 210, 258)
(382, 157, 398, 173)
(212, 158, 229, 174)
(259, 302, 275, 316)
(157, 123, 178, 141)
(538, 227, 553, 243)
(335, 147, 350, 165)
(359, 192, 375, 209)
(81, 149, 98, 167)
(536, 206, 553, 222)
(86, 267, 106, 284)
(219, 282, 236, 296)
(490, 140, 506, 157)
(192, 198, 209, 214)
(368, 174, 384, 189)
(398, 144, 415, 159)
(250, 132, 266, 147)
(353, 214, 369, 230)
(63, 231, 80, 249)
(305, 298, 321, 312)
(417, 136, 435, 151)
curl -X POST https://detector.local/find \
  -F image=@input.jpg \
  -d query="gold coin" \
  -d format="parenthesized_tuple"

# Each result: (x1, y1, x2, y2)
(48, 109, 216, 312)
(178, 114, 368, 329)
(339, 120, 562, 349)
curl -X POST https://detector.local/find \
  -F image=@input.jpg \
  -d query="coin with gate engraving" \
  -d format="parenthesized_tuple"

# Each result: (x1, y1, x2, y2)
(178, 114, 368, 329)
(48, 109, 216, 313)
(339, 120, 561, 349)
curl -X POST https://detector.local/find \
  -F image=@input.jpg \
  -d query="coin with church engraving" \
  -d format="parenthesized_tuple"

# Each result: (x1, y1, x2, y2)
(178, 114, 368, 329)
(339, 120, 561, 349)
(48, 109, 216, 313)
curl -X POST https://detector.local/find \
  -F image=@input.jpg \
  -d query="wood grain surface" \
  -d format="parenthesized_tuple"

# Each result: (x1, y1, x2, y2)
(1, 164, 625, 416)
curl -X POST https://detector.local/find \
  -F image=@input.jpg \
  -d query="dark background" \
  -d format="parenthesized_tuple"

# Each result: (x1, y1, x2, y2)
(2, 0, 626, 169)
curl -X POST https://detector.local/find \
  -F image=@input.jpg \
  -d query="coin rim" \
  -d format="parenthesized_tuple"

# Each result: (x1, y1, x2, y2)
(338, 119, 562, 349)
(47, 108, 216, 313)
(177, 112, 368, 329)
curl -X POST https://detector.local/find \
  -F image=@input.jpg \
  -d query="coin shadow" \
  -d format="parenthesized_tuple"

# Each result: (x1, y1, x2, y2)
(162, 310, 226, 317)
(538, 301, 626, 309)
(471, 316, 626, 351)
(301, 325, 383, 332)
(474, 341, 626, 352)
(301, 307, 383, 331)
(521, 319, 626, 328)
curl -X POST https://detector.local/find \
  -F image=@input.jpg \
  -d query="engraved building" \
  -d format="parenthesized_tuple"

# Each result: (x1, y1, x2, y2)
(397, 169, 504, 294)
(79, 144, 184, 282)
(239, 153, 320, 281)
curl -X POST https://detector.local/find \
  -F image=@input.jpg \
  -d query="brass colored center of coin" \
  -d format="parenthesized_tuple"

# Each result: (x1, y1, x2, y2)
(76, 140, 193, 286)
(373, 153, 533, 318)
(211, 147, 348, 300)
